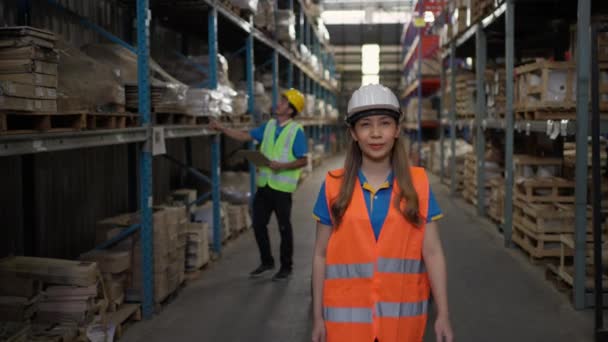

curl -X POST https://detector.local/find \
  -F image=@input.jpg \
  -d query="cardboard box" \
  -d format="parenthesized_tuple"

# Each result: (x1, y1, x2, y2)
(0, 72, 57, 87)
(0, 59, 57, 75)
(0, 95, 57, 112)
(0, 274, 41, 298)
(79, 249, 131, 274)
(0, 80, 56, 99)
(0, 257, 98, 287)
(0, 45, 59, 62)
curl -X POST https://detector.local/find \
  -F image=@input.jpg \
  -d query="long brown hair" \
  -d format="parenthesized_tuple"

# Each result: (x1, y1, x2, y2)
(329, 135, 422, 227)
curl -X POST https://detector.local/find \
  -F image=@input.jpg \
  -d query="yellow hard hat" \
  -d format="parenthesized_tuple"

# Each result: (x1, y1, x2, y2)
(282, 88, 305, 114)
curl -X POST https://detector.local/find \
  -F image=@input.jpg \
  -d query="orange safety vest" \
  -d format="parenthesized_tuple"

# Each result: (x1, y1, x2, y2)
(323, 167, 430, 342)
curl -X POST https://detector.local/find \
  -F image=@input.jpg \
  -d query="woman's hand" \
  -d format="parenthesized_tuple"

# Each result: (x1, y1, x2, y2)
(311, 318, 326, 342)
(434, 314, 454, 342)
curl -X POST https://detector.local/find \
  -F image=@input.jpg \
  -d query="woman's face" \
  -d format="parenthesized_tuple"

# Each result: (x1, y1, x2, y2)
(350, 114, 400, 161)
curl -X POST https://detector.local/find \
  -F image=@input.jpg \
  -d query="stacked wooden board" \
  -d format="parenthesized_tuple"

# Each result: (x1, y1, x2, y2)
(0, 256, 106, 340)
(0, 27, 87, 135)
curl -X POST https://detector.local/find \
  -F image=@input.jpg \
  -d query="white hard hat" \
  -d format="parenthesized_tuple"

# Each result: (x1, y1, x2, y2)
(346, 84, 401, 125)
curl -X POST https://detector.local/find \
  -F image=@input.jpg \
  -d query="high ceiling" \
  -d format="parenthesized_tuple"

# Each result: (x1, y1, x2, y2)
(323, 0, 411, 94)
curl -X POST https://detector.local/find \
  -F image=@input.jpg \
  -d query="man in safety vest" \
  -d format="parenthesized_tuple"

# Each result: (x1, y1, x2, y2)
(209, 89, 308, 281)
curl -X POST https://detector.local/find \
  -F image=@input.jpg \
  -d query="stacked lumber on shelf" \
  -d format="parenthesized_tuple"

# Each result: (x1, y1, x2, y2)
(0, 27, 58, 113)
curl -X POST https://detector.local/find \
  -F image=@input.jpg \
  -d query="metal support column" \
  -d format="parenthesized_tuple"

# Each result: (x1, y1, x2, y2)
(591, 24, 607, 338)
(272, 50, 279, 111)
(136, 0, 154, 319)
(475, 25, 487, 216)
(439, 57, 446, 183)
(209, 6, 222, 255)
(504, 0, 515, 246)
(246, 29, 257, 209)
(287, 61, 294, 89)
(449, 42, 457, 195)
(416, 7, 423, 166)
(574, 0, 591, 310)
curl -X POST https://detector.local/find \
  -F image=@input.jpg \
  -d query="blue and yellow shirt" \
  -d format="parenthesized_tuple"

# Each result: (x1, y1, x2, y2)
(313, 170, 443, 240)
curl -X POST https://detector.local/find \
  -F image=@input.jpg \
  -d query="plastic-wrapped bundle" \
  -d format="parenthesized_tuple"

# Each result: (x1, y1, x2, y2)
(185, 88, 221, 117)
(316, 99, 325, 118)
(56, 39, 125, 112)
(275, 10, 296, 43)
(81, 43, 188, 111)
(304, 94, 316, 117)
(233, 91, 249, 115)
(230, 0, 259, 13)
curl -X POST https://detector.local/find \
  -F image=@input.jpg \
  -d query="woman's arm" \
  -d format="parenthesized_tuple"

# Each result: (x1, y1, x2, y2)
(312, 222, 332, 320)
(423, 221, 453, 341)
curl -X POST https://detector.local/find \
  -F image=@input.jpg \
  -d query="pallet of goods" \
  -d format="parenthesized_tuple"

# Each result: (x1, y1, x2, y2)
(470, 0, 495, 23)
(547, 232, 608, 291)
(515, 59, 608, 119)
(455, 72, 476, 119)
(487, 177, 504, 223)
(461, 151, 503, 207)
(79, 249, 131, 313)
(95, 205, 188, 309)
(486, 67, 506, 118)
(0, 27, 88, 135)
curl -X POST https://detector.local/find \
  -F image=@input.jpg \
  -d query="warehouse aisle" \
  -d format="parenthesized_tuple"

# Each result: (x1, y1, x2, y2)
(122, 156, 593, 342)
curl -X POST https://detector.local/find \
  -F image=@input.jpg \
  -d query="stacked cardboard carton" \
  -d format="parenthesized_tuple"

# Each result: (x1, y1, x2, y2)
(95, 206, 186, 304)
(0, 274, 41, 322)
(0, 27, 58, 113)
(185, 222, 211, 272)
(0, 257, 101, 326)
(79, 249, 131, 312)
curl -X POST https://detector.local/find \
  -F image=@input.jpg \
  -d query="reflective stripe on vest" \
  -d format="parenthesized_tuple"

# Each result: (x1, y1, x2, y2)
(324, 307, 373, 323)
(257, 119, 303, 193)
(325, 263, 374, 279)
(377, 258, 426, 274)
(325, 259, 424, 280)
(375, 301, 428, 318)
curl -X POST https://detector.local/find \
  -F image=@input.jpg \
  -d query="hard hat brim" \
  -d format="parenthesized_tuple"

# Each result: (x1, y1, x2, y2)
(345, 108, 401, 126)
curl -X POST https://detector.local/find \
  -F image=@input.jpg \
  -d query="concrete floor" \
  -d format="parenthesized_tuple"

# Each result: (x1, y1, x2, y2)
(122, 156, 594, 342)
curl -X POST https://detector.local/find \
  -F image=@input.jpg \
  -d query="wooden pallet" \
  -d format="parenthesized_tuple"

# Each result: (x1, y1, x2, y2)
(107, 303, 141, 340)
(512, 225, 563, 259)
(513, 200, 579, 234)
(515, 177, 575, 204)
(152, 112, 198, 125)
(87, 112, 138, 130)
(0, 111, 85, 135)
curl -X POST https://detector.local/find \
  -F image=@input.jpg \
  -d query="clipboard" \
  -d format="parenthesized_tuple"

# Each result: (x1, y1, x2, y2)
(236, 150, 271, 167)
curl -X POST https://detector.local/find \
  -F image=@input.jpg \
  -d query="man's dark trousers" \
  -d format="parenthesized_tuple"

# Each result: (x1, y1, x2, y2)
(252, 185, 294, 271)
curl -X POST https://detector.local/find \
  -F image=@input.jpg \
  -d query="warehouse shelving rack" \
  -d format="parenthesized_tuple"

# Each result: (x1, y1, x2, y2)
(438, 0, 607, 312)
(400, 0, 448, 165)
(3, 0, 341, 319)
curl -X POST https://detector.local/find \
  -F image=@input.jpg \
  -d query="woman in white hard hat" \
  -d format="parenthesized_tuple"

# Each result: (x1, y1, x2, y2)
(310, 84, 453, 342)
